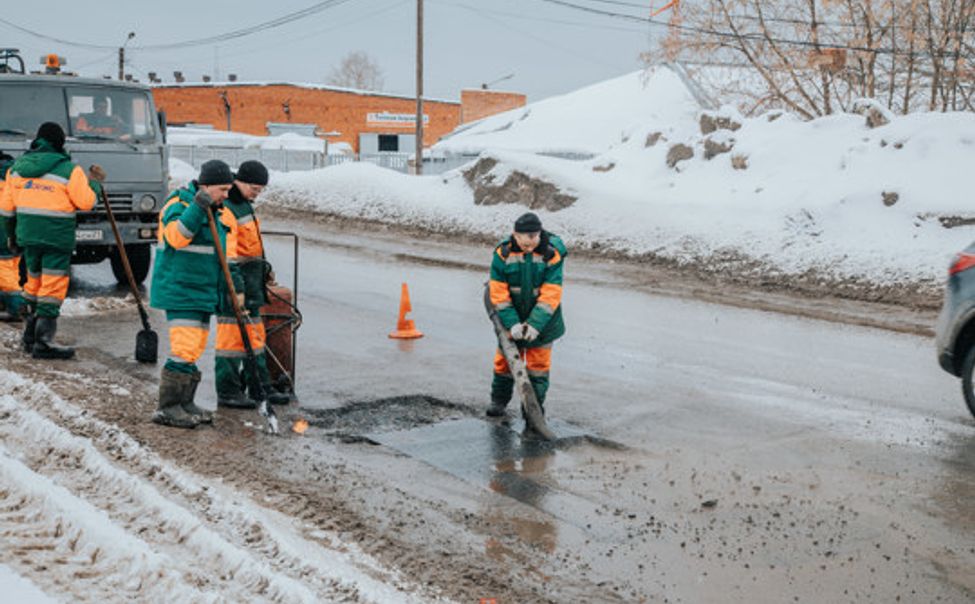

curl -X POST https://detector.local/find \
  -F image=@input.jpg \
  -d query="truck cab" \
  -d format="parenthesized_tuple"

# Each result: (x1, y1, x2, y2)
(0, 50, 167, 284)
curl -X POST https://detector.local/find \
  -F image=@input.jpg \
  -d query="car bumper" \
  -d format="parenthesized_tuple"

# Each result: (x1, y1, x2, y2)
(74, 223, 158, 247)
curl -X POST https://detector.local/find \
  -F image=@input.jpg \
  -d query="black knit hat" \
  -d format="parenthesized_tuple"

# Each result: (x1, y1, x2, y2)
(198, 159, 234, 186)
(35, 122, 65, 152)
(235, 160, 269, 186)
(514, 212, 542, 233)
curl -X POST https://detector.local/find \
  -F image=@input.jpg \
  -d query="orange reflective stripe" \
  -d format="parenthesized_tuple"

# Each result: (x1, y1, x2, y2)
(215, 320, 265, 352)
(489, 279, 512, 306)
(23, 273, 40, 298)
(547, 249, 562, 266)
(162, 219, 193, 248)
(219, 209, 239, 260)
(169, 325, 209, 363)
(537, 283, 563, 311)
(525, 347, 552, 373)
(236, 221, 264, 257)
(0, 257, 20, 292)
(7, 174, 74, 215)
(37, 274, 69, 301)
(493, 349, 509, 375)
(66, 166, 96, 212)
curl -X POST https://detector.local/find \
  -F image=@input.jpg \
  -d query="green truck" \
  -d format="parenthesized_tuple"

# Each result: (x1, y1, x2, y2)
(0, 48, 167, 284)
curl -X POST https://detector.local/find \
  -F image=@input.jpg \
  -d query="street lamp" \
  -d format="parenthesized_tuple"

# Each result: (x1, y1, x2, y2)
(481, 73, 514, 90)
(118, 32, 135, 81)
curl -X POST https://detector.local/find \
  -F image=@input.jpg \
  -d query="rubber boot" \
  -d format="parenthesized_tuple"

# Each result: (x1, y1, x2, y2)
(486, 397, 510, 417)
(265, 385, 292, 406)
(218, 392, 257, 409)
(21, 312, 36, 353)
(0, 294, 23, 323)
(31, 317, 75, 360)
(151, 368, 199, 429)
(180, 369, 213, 424)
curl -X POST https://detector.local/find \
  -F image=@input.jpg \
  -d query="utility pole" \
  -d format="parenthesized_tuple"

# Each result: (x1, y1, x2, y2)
(414, 0, 424, 175)
(118, 32, 135, 81)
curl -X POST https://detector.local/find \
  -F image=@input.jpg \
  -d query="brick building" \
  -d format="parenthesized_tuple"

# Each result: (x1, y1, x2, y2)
(151, 82, 525, 154)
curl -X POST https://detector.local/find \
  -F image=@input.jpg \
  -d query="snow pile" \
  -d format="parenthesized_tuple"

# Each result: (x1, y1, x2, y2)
(61, 294, 136, 317)
(168, 126, 325, 152)
(171, 65, 975, 291)
(435, 69, 701, 157)
(0, 366, 434, 603)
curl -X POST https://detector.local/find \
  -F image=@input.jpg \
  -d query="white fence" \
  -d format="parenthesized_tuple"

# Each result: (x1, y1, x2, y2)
(170, 145, 476, 175)
(169, 145, 327, 172)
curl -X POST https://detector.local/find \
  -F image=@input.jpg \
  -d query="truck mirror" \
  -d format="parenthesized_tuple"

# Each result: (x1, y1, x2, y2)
(157, 110, 167, 143)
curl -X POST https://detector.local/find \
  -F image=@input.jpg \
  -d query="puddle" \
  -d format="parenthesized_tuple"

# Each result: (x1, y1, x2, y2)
(300, 395, 478, 441)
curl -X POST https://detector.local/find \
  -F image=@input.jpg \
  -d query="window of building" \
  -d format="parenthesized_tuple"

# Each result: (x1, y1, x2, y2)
(378, 134, 399, 152)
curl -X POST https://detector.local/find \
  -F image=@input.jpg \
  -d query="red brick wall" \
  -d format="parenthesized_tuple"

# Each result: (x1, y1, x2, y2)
(152, 84, 462, 153)
(460, 89, 527, 124)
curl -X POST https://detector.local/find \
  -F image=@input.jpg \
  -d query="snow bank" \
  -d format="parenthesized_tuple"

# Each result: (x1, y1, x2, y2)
(172, 65, 975, 291)
(434, 68, 701, 156)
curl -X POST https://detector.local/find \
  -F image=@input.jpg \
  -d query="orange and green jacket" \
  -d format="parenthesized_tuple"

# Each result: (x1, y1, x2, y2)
(488, 231, 567, 346)
(223, 185, 268, 306)
(149, 181, 242, 312)
(0, 140, 100, 251)
(0, 157, 15, 256)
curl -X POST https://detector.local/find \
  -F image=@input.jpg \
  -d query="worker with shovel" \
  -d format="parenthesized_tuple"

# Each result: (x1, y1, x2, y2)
(214, 160, 290, 407)
(486, 212, 567, 427)
(0, 150, 24, 323)
(0, 123, 102, 358)
(149, 159, 241, 429)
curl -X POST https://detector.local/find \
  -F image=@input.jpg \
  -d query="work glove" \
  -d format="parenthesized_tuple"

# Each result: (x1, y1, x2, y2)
(193, 188, 216, 212)
(236, 292, 246, 310)
(509, 323, 526, 340)
(88, 164, 106, 183)
(523, 324, 540, 342)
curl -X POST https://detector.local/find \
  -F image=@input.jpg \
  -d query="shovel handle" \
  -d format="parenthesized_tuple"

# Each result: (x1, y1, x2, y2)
(99, 185, 152, 331)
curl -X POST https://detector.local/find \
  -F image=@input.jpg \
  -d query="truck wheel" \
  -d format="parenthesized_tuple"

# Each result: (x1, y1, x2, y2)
(110, 244, 151, 285)
(960, 345, 975, 419)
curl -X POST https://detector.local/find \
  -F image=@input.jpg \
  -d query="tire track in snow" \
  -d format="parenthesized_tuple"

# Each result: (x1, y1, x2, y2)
(0, 369, 444, 603)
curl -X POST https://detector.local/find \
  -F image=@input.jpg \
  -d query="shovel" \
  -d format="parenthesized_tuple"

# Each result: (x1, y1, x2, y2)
(205, 205, 279, 435)
(483, 282, 555, 441)
(97, 177, 158, 363)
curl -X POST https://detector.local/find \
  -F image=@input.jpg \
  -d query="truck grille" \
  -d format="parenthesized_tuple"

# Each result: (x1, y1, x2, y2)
(96, 193, 133, 213)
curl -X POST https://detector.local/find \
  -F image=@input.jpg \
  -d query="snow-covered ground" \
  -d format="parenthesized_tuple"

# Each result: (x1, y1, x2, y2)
(168, 127, 325, 152)
(0, 365, 440, 603)
(171, 66, 975, 292)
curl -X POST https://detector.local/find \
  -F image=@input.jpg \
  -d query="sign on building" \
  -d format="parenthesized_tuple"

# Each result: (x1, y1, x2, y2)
(366, 112, 429, 126)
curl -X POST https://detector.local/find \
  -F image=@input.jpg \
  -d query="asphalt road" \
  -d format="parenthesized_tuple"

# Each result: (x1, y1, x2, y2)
(63, 217, 975, 602)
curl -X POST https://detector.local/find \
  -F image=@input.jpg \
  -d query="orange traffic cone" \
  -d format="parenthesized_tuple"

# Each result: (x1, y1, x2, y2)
(389, 282, 424, 339)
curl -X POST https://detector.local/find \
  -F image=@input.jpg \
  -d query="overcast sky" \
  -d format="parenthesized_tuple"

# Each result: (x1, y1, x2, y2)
(0, 0, 664, 102)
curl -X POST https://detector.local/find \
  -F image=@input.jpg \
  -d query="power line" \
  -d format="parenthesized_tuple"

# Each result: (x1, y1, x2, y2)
(533, 0, 970, 59)
(0, 0, 358, 54)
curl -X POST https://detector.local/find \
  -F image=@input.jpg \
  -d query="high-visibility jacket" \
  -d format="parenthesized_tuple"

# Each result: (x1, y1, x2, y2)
(0, 140, 99, 251)
(488, 231, 567, 346)
(0, 158, 14, 251)
(223, 185, 267, 306)
(150, 181, 241, 312)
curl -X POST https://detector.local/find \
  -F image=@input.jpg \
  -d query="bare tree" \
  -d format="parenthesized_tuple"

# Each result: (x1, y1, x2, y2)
(643, 0, 975, 116)
(327, 51, 385, 91)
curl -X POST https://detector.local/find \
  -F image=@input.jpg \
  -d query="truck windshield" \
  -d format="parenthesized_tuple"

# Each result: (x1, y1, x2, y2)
(68, 88, 156, 143)
(0, 85, 69, 138)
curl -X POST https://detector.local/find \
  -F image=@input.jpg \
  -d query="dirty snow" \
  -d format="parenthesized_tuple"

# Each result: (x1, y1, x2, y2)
(0, 368, 443, 603)
(171, 65, 975, 290)
(60, 295, 136, 317)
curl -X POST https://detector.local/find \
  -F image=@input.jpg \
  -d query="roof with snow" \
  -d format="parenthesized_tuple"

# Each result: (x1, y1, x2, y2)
(151, 81, 458, 105)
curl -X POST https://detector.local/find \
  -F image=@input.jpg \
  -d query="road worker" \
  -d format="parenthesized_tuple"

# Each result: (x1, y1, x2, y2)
(149, 159, 242, 429)
(215, 160, 291, 407)
(486, 212, 567, 424)
(0, 123, 102, 358)
(0, 150, 23, 322)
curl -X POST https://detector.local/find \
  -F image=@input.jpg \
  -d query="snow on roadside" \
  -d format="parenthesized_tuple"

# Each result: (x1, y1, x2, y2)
(0, 367, 446, 603)
(60, 294, 136, 317)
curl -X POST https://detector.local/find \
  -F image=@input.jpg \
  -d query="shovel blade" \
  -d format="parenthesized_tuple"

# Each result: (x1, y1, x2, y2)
(135, 329, 158, 364)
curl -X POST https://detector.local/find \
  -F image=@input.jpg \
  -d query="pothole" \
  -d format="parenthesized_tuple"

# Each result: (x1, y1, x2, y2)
(300, 395, 479, 441)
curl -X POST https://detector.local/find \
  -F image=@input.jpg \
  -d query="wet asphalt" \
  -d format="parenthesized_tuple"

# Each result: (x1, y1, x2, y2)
(62, 218, 975, 601)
